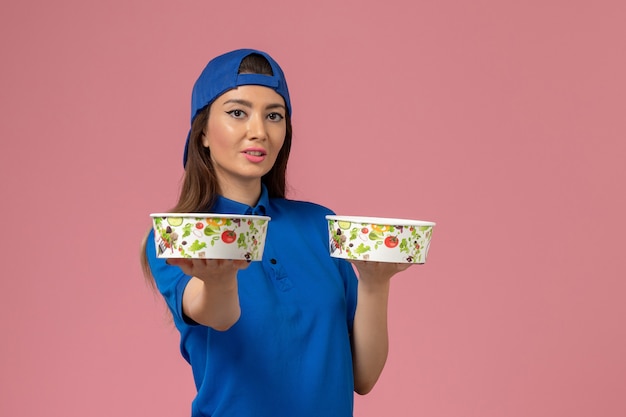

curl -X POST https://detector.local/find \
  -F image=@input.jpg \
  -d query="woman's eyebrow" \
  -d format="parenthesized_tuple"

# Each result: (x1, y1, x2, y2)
(223, 99, 286, 111)
(266, 103, 286, 111)
(223, 98, 253, 107)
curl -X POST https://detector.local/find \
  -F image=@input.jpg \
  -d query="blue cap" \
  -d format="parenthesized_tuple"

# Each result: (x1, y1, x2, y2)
(183, 49, 292, 167)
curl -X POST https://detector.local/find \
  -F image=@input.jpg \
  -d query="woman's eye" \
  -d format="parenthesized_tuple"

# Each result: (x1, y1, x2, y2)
(227, 109, 245, 118)
(268, 112, 284, 122)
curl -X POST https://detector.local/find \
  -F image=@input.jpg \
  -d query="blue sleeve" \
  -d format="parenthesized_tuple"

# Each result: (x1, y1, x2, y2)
(145, 229, 194, 327)
(322, 205, 358, 333)
(336, 258, 358, 333)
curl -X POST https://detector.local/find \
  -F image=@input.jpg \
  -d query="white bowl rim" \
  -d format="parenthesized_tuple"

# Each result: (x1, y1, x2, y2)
(150, 213, 271, 221)
(326, 215, 435, 227)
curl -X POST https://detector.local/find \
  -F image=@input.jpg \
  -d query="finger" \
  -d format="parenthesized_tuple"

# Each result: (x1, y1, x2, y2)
(396, 263, 413, 272)
(232, 259, 252, 270)
(167, 258, 188, 267)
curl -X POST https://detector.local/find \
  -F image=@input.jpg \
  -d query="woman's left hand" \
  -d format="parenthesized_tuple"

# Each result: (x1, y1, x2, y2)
(349, 260, 413, 284)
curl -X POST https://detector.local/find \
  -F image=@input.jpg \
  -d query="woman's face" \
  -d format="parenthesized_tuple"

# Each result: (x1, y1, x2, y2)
(203, 85, 287, 193)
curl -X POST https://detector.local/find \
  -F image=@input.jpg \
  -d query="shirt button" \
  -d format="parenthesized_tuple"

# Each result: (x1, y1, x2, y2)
(270, 258, 277, 264)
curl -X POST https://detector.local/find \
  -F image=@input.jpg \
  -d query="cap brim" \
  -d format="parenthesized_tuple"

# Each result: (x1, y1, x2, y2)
(182, 130, 191, 168)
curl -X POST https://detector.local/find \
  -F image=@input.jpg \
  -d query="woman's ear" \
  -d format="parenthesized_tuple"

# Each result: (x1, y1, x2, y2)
(201, 131, 210, 148)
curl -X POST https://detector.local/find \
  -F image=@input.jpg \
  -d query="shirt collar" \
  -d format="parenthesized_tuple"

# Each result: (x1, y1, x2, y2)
(210, 184, 269, 216)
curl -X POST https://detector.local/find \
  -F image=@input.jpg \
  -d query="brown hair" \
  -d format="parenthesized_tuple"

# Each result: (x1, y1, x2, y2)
(140, 53, 293, 285)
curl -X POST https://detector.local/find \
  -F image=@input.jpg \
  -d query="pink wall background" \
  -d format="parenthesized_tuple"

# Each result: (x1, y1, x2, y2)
(1, 0, 625, 416)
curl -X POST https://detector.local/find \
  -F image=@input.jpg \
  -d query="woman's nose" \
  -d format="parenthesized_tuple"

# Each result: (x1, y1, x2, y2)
(247, 113, 267, 140)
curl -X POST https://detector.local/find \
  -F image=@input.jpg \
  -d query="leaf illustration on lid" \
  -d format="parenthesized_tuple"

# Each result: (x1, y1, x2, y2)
(355, 243, 371, 254)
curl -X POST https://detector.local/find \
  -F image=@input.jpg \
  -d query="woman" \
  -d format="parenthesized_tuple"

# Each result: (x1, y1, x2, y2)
(141, 49, 410, 416)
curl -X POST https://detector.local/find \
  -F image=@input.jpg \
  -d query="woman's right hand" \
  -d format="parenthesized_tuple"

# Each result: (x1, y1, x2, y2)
(167, 258, 250, 330)
(166, 258, 250, 282)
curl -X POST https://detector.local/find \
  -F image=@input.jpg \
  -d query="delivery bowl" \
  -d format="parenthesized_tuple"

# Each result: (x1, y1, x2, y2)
(150, 213, 270, 260)
(326, 215, 435, 264)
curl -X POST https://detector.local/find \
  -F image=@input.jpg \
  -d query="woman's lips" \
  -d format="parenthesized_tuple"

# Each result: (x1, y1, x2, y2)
(242, 148, 267, 163)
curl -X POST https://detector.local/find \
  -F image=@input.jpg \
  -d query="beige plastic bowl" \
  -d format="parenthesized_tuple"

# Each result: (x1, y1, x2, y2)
(150, 213, 270, 260)
(326, 215, 435, 263)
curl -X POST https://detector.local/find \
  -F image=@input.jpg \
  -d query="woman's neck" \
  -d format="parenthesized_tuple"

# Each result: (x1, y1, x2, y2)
(218, 178, 262, 207)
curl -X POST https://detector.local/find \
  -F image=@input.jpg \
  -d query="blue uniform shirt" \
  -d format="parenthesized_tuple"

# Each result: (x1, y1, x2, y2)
(147, 185, 359, 416)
